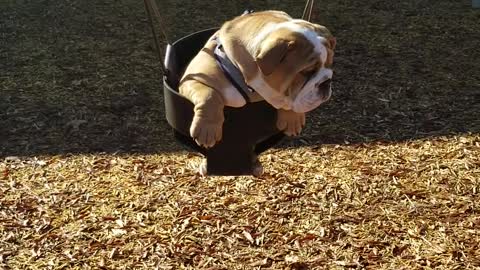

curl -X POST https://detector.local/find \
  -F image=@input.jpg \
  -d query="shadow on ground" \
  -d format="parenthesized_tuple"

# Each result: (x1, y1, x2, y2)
(1, 0, 479, 157)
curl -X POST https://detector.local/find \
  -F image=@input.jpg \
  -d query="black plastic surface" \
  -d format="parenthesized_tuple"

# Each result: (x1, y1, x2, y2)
(163, 28, 285, 175)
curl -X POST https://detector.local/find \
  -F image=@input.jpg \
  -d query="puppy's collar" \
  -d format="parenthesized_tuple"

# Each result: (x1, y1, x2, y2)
(213, 38, 255, 103)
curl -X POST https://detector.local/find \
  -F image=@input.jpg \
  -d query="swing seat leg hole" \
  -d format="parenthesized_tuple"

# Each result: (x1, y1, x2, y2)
(197, 154, 264, 177)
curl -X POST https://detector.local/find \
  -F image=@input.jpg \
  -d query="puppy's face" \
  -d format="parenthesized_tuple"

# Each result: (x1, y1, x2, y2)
(253, 21, 336, 113)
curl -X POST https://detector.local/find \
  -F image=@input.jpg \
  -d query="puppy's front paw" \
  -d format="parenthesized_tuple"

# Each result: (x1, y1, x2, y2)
(276, 109, 306, 136)
(190, 115, 223, 148)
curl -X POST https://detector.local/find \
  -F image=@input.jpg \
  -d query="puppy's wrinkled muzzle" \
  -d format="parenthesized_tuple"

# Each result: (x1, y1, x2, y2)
(290, 68, 333, 113)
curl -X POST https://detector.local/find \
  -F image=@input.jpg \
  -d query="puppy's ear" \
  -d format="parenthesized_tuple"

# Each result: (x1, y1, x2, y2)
(329, 37, 336, 50)
(255, 39, 294, 76)
(312, 23, 336, 50)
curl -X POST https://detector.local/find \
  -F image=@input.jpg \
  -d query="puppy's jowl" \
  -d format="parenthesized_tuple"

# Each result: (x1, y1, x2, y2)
(179, 10, 336, 175)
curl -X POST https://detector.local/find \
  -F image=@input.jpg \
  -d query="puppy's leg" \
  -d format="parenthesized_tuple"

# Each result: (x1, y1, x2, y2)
(199, 159, 208, 176)
(180, 81, 225, 148)
(252, 154, 264, 177)
(276, 109, 306, 136)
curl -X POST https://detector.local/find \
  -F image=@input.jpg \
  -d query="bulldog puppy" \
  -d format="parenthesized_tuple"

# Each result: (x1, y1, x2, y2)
(179, 10, 336, 174)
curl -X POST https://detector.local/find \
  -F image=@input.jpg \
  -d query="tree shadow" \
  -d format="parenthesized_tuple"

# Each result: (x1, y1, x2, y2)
(1, 0, 478, 158)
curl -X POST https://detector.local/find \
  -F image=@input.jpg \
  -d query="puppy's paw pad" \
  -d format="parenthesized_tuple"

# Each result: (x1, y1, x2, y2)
(190, 117, 223, 148)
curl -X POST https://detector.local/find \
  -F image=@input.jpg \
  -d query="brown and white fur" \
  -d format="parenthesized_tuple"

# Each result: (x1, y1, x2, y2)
(179, 10, 336, 175)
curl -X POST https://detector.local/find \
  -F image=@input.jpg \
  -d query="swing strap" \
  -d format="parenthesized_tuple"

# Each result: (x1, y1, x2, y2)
(213, 10, 256, 103)
(213, 38, 255, 103)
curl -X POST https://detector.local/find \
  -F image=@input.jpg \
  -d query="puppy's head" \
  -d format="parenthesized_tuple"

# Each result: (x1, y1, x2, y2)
(253, 20, 336, 113)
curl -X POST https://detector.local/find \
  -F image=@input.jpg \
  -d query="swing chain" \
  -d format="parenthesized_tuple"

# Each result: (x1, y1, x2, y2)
(143, 0, 170, 77)
(302, 0, 315, 22)
(144, 0, 314, 76)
